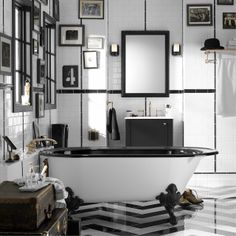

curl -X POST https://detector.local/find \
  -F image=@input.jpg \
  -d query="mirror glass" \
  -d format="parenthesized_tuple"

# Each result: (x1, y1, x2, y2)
(122, 31, 169, 97)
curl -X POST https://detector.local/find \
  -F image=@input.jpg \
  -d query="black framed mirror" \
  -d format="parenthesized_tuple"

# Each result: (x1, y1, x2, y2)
(121, 31, 170, 97)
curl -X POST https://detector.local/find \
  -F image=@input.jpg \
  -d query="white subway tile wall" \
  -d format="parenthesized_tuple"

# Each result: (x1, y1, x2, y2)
(57, 94, 81, 147)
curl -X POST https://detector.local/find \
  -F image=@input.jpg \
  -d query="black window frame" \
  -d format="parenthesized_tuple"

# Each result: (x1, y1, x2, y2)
(12, 0, 33, 112)
(43, 12, 57, 110)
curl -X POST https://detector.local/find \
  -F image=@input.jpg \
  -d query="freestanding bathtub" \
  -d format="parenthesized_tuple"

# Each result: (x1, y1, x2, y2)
(40, 147, 217, 203)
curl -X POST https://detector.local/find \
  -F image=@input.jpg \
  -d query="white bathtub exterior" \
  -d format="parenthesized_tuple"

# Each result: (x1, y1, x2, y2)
(42, 155, 203, 203)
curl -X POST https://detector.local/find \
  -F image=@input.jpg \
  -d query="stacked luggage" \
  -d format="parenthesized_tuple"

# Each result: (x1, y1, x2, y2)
(0, 181, 68, 235)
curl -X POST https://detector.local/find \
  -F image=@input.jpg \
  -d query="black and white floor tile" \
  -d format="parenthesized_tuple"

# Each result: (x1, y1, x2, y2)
(73, 186, 236, 236)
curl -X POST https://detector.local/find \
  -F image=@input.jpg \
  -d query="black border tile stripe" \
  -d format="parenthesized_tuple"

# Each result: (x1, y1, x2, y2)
(57, 89, 216, 94)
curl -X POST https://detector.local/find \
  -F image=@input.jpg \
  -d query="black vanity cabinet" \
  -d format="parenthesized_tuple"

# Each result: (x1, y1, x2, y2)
(125, 118, 173, 147)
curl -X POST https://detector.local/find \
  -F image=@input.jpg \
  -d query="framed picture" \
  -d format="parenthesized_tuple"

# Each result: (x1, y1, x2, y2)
(36, 93, 45, 118)
(223, 12, 236, 29)
(53, 0, 60, 21)
(33, 39, 39, 55)
(37, 59, 46, 84)
(217, 0, 234, 5)
(187, 4, 213, 26)
(87, 37, 103, 49)
(63, 66, 79, 87)
(83, 51, 98, 69)
(0, 33, 12, 75)
(33, 0, 41, 33)
(59, 24, 85, 46)
(40, 0, 48, 5)
(79, 0, 104, 19)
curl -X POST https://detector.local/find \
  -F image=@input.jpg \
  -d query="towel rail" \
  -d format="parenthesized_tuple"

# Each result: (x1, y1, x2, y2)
(204, 48, 236, 63)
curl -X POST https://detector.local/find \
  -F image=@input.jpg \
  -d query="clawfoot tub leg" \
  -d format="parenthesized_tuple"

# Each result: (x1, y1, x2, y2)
(156, 183, 181, 225)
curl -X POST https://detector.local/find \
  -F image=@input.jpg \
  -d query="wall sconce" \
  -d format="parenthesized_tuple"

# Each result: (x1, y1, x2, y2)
(110, 44, 119, 56)
(172, 43, 181, 56)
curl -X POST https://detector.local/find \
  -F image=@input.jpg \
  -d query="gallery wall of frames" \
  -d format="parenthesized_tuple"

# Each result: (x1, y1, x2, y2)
(0, 0, 58, 160)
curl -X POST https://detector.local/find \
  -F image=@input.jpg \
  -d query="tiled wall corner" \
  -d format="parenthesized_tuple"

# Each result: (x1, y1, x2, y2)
(57, 94, 81, 147)
(82, 94, 107, 147)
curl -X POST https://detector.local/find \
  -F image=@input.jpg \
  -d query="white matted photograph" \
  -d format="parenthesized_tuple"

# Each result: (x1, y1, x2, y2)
(83, 51, 98, 69)
(87, 37, 103, 49)
(79, 0, 104, 19)
(59, 24, 85, 46)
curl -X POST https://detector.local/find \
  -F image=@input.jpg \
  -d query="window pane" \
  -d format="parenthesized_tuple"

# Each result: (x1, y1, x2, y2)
(15, 72, 21, 103)
(26, 12, 31, 43)
(51, 82, 55, 105)
(47, 53, 50, 77)
(51, 55, 55, 80)
(15, 40, 21, 71)
(51, 28, 55, 54)
(26, 45, 31, 76)
(15, 8, 21, 39)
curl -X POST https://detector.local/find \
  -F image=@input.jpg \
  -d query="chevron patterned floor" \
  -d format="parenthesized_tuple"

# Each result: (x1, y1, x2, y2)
(72, 186, 236, 236)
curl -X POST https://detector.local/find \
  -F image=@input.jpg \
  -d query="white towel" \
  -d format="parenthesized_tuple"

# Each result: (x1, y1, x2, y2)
(217, 56, 236, 116)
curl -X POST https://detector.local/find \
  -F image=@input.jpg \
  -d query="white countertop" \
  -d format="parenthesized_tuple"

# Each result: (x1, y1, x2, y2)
(125, 116, 173, 119)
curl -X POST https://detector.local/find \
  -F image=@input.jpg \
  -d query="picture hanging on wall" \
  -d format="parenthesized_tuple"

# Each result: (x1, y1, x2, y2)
(53, 0, 60, 21)
(37, 59, 46, 84)
(63, 66, 79, 87)
(217, 0, 234, 5)
(0, 33, 12, 75)
(87, 37, 103, 49)
(83, 51, 98, 69)
(223, 12, 236, 29)
(33, 0, 41, 33)
(79, 0, 104, 19)
(187, 4, 213, 26)
(35, 93, 45, 118)
(59, 24, 85, 46)
(40, 0, 48, 5)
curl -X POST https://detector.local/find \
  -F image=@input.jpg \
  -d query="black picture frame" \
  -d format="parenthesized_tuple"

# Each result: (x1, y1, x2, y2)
(83, 51, 98, 69)
(40, 0, 48, 5)
(187, 4, 213, 26)
(37, 58, 46, 84)
(0, 33, 12, 76)
(223, 12, 236, 29)
(63, 65, 79, 87)
(79, 0, 104, 19)
(33, 0, 41, 33)
(59, 24, 85, 46)
(53, 0, 60, 21)
(36, 93, 45, 118)
(217, 0, 234, 5)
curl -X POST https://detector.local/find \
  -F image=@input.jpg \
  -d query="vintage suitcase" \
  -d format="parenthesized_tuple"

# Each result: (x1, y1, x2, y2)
(0, 181, 55, 231)
(0, 208, 68, 235)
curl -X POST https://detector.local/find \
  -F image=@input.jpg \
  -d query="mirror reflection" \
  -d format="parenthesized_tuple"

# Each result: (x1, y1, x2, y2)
(122, 31, 169, 97)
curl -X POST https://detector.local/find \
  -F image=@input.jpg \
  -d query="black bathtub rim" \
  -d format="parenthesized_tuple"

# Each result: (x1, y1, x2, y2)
(39, 146, 218, 158)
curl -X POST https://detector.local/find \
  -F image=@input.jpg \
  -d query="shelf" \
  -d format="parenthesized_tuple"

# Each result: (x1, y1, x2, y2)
(204, 48, 236, 54)
(204, 48, 236, 63)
